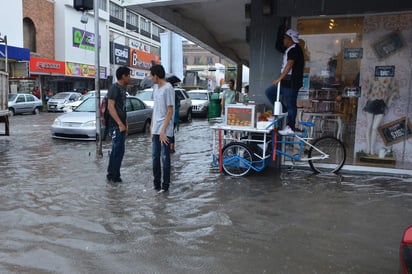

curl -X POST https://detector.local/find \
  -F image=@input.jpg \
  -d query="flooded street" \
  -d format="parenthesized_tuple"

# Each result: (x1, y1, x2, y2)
(0, 112, 411, 273)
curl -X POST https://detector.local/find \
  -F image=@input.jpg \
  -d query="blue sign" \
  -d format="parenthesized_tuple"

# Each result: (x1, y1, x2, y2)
(0, 44, 30, 61)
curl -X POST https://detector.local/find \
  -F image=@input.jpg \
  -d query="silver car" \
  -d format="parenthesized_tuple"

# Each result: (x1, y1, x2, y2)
(47, 91, 82, 112)
(51, 96, 152, 141)
(137, 87, 192, 121)
(8, 93, 43, 116)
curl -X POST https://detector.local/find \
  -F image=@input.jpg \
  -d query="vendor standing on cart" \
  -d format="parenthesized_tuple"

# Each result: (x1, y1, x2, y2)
(265, 28, 304, 135)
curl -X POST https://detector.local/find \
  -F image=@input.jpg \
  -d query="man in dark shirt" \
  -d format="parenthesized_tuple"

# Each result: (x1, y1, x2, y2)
(265, 28, 304, 135)
(106, 66, 130, 183)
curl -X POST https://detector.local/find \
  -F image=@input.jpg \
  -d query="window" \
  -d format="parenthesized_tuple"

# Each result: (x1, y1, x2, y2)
(194, 56, 201, 65)
(140, 17, 150, 32)
(131, 98, 145, 110)
(152, 24, 163, 37)
(98, 0, 106, 11)
(183, 57, 188, 65)
(25, 95, 34, 102)
(126, 10, 138, 26)
(16, 96, 25, 103)
(207, 56, 213, 65)
(109, 2, 123, 20)
(23, 18, 36, 53)
(126, 98, 133, 112)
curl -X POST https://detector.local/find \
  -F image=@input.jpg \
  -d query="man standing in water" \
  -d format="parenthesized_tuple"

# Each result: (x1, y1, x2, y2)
(106, 66, 130, 183)
(150, 64, 175, 193)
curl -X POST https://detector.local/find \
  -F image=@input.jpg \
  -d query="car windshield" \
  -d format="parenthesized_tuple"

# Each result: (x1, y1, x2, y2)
(52, 92, 70, 99)
(8, 94, 18, 101)
(137, 90, 153, 101)
(189, 92, 209, 100)
(74, 97, 97, 112)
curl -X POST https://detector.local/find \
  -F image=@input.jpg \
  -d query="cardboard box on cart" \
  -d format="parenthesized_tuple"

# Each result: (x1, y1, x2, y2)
(224, 104, 255, 128)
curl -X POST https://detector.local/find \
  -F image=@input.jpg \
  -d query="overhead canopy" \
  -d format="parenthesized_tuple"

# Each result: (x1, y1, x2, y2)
(124, 0, 412, 66)
(124, 0, 251, 65)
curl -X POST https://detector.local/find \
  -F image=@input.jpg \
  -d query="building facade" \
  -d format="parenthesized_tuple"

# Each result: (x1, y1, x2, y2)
(0, 0, 166, 98)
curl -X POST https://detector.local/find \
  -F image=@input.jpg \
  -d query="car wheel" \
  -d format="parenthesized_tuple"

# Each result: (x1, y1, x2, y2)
(33, 107, 40, 115)
(8, 108, 15, 116)
(185, 110, 192, 122)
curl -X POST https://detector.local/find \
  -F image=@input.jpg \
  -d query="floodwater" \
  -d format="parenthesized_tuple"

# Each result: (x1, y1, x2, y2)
(0, 112, 411, 274)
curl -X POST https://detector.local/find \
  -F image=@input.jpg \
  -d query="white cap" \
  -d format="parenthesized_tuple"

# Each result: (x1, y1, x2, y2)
(285, 29, 299, 43)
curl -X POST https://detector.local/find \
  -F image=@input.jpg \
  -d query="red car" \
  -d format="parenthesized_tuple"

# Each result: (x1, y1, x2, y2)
(400, 226, 412, 273)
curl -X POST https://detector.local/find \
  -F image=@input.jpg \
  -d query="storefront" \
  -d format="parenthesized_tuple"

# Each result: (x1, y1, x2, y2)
(295, 12, 412, 170)
(110, 38, 160, 94)
(29, 57, 108, 99)
(0, 44, 31, 94)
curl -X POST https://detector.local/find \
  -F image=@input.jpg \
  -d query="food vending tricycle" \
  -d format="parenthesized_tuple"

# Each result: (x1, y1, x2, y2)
(210, 103, 283, 176)
(210, 103, 346, 177)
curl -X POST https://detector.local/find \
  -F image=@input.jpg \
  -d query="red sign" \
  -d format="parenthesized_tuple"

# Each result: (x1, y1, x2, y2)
(30, 57, 65, 74)
(129, 48, 159, 69)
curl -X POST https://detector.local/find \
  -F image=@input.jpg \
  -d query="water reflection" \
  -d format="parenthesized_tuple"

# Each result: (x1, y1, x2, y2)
(0, 114, 411, 273)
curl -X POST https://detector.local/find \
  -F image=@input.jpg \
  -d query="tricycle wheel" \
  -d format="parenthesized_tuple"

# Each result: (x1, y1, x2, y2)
(222, 142, 253, 177)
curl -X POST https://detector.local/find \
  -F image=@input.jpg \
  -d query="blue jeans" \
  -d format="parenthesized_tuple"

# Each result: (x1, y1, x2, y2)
(107, 126, 126, 180)
(265, 85, 298, 130)
(152, 134, 171, 190)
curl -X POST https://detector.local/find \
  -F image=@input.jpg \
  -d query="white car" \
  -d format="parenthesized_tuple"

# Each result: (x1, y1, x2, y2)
(47, 91, 82, 112)
(63, 90, 108, 112)
(137, 87, 193, 121)
(187, 89, 212, 117)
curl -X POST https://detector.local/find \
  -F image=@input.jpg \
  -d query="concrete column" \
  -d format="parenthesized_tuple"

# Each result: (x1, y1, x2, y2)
(249, 0, 283, 111)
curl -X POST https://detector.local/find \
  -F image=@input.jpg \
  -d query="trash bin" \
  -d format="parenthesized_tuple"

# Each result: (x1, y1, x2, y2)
(208, 93, 221, 120)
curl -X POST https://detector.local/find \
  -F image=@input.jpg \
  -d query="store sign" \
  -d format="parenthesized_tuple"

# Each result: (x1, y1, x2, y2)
(344, 48, 363, 59)
(66, 62, 107, 79)
(129, 48, 159, 69)
(378, 117, 412, 146)
(129, 40, 150, 53)
(130, 68, 147, 79)
(30, 57, 65, 74)
(0, 44, 30, 61)
(375, 65, 395, 77)
(72, 27, 101, 51)
(112, 43, 129, 65)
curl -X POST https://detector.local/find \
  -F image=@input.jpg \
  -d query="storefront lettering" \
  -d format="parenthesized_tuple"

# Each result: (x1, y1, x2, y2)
(130, 40, 150, 53)
(37, 62, 61, 70)
(115, 48, 128, 58)
(132, 51, 151, 69)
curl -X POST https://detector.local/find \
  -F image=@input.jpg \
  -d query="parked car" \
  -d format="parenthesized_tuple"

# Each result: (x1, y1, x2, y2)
(400, 226, 412, 273)
(137, 87, 192, 121)
(51, 96, 152, 141)
(8, 93, 43, 116)
(63, 90, 108, 112)
(47, 91, 82, 112)
(187, 89, 212, 117)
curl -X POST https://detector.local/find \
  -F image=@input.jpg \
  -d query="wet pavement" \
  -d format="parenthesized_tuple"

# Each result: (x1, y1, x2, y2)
(0, 112, 412, 273)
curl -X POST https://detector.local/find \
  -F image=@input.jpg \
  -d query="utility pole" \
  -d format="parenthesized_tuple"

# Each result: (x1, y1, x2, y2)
(94, 0, 102, 157)
(73, 0, 101, 156)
